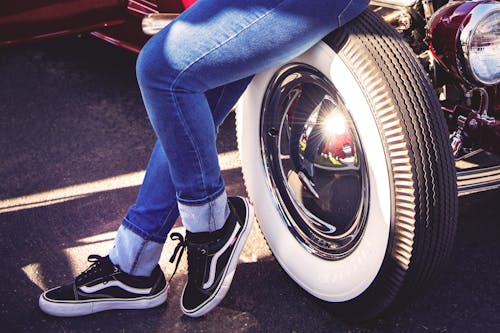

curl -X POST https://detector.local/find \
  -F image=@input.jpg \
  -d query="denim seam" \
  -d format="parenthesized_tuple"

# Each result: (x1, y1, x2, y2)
(209, 200, 215, 231)
(129, 238, 147, 276)
(213, 86, 226, 113)
(338, 0, 354, 26)
(159, 205, 176, 233)
(170, 89, 210, 202)
(212, 85, 227, 128)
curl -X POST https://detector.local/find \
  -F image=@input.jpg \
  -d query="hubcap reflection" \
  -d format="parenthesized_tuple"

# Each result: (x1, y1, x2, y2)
(261, 64, 369, 260)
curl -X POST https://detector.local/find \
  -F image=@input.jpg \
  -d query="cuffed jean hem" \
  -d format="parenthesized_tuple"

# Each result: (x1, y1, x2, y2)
(178, 191, 230, 233)
(109, 225, 164, 277)
(176, 183, 226, 205)
(121, 215, 170, 244)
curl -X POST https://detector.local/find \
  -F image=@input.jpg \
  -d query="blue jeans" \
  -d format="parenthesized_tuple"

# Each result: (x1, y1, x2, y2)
(109, 0, 369, 276)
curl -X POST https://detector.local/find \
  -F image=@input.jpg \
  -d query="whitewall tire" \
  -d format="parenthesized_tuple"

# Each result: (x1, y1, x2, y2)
(236, 10, 457, 321)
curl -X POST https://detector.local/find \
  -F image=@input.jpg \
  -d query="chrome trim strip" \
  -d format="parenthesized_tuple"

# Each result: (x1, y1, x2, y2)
(457, 165, 500, 196)
(141, 13, 179, 35)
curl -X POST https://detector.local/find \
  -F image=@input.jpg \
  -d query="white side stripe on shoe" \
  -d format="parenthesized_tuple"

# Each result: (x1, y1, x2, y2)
(79, 280, 152, 295)
(202, 223, 241, 290)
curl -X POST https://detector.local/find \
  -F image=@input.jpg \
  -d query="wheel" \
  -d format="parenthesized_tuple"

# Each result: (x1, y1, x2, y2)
(236, 10, 457, 322)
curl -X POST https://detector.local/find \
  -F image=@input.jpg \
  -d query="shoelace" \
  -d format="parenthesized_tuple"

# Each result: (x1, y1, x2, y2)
(169, 232, 187, 282)
(169, 232, 207, 285)
(75, 255, 110, 284)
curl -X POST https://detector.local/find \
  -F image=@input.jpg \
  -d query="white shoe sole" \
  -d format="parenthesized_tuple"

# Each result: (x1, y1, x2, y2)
(39, 284, 168, 317)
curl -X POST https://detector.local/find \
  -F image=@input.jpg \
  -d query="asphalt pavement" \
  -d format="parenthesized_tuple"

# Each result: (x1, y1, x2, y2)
(1, 35, 499, 333)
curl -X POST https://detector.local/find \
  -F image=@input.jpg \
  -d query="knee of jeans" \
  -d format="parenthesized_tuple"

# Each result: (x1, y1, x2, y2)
(136, 40, 179, 91)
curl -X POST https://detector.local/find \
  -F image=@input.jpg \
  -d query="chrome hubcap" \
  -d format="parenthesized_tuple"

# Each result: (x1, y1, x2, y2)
(260, 64, 369, 260)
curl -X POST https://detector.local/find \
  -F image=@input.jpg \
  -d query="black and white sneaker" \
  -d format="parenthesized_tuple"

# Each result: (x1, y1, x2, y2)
(169, 196, 254, 317)
(39, 255, 168, 317)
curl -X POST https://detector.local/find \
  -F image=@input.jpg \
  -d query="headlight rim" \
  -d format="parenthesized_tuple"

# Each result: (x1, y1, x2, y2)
(459, 3, 500, 86)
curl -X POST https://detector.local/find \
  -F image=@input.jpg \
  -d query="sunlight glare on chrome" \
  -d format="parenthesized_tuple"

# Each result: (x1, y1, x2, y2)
(323, 111, 347, 137)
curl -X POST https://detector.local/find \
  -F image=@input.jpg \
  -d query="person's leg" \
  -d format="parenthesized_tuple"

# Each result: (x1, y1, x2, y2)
(136, 0, 367, 230)
(38, 77, 252, 317)
(207, 76, 254, 132)
(135, 0, 368, 317)
(39, 0, 369, 317)
(109, 76, 252, 276)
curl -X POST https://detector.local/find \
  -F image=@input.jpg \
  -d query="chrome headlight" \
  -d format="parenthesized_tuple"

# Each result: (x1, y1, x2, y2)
(460, 3, 500, 86)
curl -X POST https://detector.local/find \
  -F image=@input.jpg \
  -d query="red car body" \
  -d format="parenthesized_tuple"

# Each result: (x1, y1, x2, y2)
(0, 0, 195, 53)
